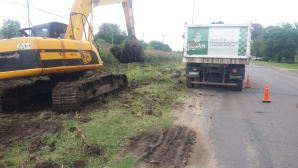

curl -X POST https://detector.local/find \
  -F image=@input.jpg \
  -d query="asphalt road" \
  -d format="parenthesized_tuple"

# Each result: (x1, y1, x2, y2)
(198, 63, 298, 168)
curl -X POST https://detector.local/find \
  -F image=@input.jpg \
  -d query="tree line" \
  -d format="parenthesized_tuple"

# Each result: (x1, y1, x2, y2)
(251, 22, 298, 62)
(0, 19, 172, 52)
(94, 23, 172, 52)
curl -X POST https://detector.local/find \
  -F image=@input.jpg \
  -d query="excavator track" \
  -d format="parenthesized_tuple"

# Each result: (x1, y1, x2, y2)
(0, 90, 3, 112)
(0, 80, 56, 112)
(52, 74, 128, 111)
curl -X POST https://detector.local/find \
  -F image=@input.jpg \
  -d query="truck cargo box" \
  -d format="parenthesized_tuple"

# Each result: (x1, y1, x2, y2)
(183, 23, 253, 91)
(183, 23, 252, 64)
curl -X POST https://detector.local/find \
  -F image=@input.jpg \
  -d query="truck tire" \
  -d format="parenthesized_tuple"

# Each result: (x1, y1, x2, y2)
(186, 77, 193, 88)
(235, 80, 243, 91)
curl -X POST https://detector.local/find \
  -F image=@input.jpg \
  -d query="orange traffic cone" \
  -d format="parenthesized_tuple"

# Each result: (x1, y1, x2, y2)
(262, 82, 271, 103)
(245, 74, 251, 88)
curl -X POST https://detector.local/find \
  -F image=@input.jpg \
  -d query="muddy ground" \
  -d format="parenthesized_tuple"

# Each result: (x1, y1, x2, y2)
(0, 115, 61, 146)
(124, 126, 196, 168)
(0, 70, 211, 167)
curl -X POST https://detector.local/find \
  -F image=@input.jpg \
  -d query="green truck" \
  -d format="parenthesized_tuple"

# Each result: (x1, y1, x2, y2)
(183, 23, 252, 91)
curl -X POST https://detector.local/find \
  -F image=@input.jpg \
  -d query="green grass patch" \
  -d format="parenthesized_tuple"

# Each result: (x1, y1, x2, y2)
(251, 60, 298, 70)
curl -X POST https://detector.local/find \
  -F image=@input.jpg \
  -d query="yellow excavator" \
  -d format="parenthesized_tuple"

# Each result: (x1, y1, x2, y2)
(0, 0, 144, 111)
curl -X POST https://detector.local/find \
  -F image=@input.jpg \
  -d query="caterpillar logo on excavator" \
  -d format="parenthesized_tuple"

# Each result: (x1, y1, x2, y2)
(0, 0, 144, 112)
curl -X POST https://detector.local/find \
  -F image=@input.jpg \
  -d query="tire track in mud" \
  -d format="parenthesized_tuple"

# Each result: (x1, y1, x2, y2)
(125, 126, 196, 168)
(124, 89, 220, 168)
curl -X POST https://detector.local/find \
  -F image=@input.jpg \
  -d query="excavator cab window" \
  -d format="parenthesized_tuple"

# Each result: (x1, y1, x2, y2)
(34, 28, 47, 37)
(20, 22, 67, 39)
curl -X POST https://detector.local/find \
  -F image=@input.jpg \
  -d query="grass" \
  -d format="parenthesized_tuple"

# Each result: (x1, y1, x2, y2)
(251, 60, 298, 70)
(0, 49, 190, 167)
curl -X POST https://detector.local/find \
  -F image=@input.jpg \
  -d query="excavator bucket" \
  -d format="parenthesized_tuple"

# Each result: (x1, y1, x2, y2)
(110, 40, 145, 63)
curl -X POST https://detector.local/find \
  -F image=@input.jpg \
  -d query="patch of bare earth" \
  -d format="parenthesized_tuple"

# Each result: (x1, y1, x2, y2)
(0, 114, 62, 146)
(35, 159, 60, 168)
(123, 88, 220, 168)
(174, 92, 218, 168)
(126, 90, 219, 168)
(125, 126, 196, 168)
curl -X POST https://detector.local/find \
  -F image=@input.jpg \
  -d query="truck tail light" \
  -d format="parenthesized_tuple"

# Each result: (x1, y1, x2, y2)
(193, 67, 197, 71)
(232, 69, 237, 74)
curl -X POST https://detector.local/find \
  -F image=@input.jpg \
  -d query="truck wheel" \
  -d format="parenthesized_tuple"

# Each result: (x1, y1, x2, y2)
(186, 77, 193, 88)
(235, 80, 243, 91)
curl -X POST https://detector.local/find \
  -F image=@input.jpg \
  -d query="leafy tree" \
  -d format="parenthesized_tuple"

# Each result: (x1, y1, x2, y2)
(244, 23, 263, 57)
(251, 23, 263, 39)
(282, 38, 296, 62)
(263, 37, 276, 61)
(94, 38, 107, 44)
(0, 19, 21, 38)
(94, 23, 127, 45)
(251, 36, 265, 57)
(146, 46, 155, 50)
(249, 22, 298, 62)
(163, 44, 172, 52)
(149, 40, 163, 50)
(148, 40, 172, 51)
(138, 40, 149, 49)
(260, 24, 298, 62)
(281, 22, 298, 46)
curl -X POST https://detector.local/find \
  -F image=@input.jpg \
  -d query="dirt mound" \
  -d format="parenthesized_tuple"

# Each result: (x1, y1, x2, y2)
(84, 143, 104, 157)
(125, 126, 196, 168)
(0, 118, 62, 145)
(73, 160, 86, 168)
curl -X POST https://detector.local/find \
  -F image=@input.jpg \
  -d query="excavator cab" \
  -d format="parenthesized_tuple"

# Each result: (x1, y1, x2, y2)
(19, 22, 67, 39)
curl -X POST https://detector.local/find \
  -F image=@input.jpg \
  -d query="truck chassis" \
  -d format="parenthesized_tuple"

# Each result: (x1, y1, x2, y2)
(186, 62, 245, 91)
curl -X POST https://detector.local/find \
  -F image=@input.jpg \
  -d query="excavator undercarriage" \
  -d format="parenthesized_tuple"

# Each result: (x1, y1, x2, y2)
(0, 74, 127, 112)
(52, 74, 127, 111)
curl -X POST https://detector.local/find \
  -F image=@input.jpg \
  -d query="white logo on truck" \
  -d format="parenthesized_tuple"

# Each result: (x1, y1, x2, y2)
(193, 30, 201, 42)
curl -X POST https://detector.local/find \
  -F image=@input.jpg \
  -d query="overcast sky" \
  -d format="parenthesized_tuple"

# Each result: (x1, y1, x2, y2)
(0, 0, 297, 51)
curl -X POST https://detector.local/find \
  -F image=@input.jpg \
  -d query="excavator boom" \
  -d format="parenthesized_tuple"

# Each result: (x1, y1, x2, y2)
(65, 0, 137, 43)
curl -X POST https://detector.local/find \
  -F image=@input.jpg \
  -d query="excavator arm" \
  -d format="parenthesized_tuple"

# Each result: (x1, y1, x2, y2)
(64, 0, 136, 43)
(64, 0, 143, 63)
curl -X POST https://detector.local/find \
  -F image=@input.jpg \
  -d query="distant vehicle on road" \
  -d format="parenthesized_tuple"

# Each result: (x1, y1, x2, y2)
(250, 56, 256, 60)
